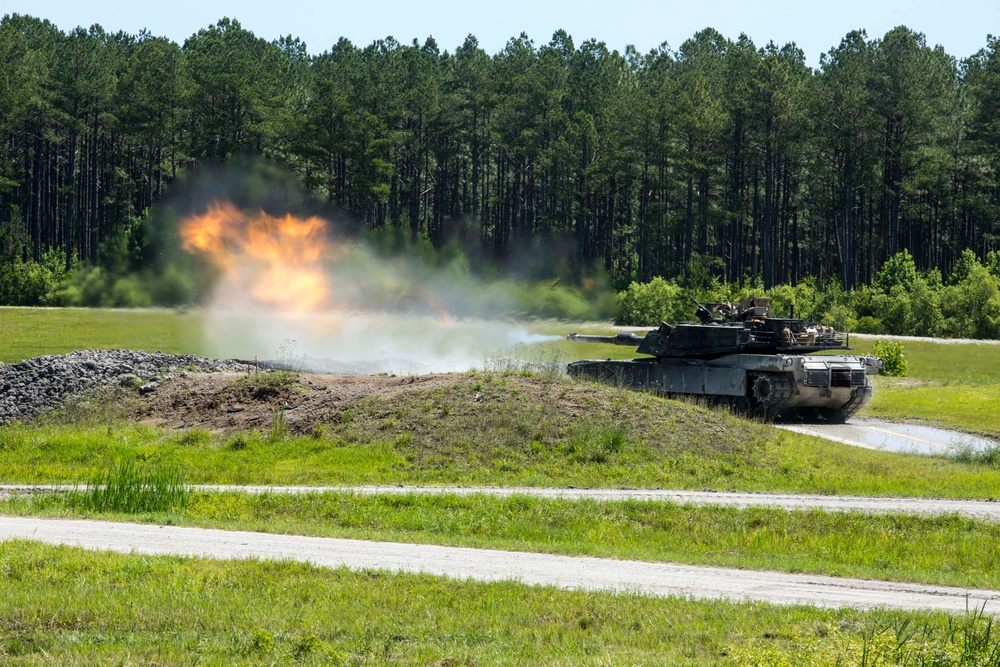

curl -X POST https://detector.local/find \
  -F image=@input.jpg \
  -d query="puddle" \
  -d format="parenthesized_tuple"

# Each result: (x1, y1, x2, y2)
(777, 419, 997, 456)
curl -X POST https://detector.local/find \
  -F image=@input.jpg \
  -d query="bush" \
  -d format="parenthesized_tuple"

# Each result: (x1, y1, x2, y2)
(938, 252, 1000, 338)
(869, 285, 912, 335)
(615, 277, 689, 325)
(872, 339, 908, 377)
(0, 256, 62, 305)
(819, 304, 857, 333)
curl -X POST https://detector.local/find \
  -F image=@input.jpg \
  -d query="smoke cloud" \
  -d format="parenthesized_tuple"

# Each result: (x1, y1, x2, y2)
(171, 166, 573, 373)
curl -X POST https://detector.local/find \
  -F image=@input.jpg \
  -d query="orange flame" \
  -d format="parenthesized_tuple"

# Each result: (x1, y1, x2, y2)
(180, 201, 333, 313)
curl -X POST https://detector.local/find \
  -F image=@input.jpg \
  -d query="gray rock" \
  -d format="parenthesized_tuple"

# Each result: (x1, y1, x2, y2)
(0, 349, 256, 425)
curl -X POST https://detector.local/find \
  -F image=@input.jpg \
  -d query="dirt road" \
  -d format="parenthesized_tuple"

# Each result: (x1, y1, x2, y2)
(1, 515, 997, 614)
(4, 484, 999, 520)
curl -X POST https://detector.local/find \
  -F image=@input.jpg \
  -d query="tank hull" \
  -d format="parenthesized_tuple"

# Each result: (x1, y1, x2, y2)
(567, 353, 879, 422)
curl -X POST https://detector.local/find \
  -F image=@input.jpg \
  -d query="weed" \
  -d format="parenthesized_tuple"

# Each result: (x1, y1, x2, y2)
(69, 459, 187, 513)
(269, 405, 288, 443)
(481, 344, 568, 380)
(951, 444, 1000, 468)
(271, 338, 302, 384)
(248, 628, 274, 653)
(232, 370, 296, 400)
(52, 386, 143, 425)
(175, 429, 210, 447)
(231, 340, 303, 401)
(227, 433, 250, 451)
(292, 633, 322, 659)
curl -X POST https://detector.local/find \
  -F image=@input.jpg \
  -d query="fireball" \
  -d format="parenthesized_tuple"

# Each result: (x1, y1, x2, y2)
(180, 201, 334, 313)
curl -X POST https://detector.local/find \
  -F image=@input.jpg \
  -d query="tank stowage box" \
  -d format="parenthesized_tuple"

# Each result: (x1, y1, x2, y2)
(567, 298, 882, 422)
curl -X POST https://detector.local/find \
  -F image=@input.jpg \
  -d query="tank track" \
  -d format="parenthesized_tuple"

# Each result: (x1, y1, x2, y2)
(821, 379, 873, 423)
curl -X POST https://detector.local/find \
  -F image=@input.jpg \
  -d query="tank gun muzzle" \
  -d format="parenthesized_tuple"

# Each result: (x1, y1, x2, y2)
(863, 355, 884, 375)
(567, 332, 645, 346)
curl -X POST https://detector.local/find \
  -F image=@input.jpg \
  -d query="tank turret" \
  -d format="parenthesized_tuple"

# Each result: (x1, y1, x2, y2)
(567, 297, 882, 422)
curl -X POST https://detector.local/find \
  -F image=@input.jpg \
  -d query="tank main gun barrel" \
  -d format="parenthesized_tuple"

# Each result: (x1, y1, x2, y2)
(567, 332, 645, 346)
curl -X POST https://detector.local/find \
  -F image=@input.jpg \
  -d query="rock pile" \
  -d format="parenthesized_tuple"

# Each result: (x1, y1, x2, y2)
(0, 349, 254, 425)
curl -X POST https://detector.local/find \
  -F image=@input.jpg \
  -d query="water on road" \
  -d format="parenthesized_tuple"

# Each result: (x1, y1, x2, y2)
(779, 418, 997, 456)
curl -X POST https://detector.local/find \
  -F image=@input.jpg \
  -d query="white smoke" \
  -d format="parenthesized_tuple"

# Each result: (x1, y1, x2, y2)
(198, 241, 563, 374)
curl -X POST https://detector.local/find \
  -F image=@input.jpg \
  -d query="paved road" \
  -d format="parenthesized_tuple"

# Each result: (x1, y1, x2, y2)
(1, 515, 997, 614)
(4, 484, 999, 521)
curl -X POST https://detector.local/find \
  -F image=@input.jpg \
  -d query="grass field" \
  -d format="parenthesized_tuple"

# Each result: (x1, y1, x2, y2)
(2, 540, 999, 666)
(3, 306, 1000, 664)
(866, 383, 1000, 437)
(0, 306, 201, 363)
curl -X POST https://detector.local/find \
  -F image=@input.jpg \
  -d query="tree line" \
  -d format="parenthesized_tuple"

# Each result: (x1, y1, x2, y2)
(1, 14, 1000, 300)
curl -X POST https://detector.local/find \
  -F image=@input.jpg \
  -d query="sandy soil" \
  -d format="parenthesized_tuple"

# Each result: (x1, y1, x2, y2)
(2, 515, 997, 614)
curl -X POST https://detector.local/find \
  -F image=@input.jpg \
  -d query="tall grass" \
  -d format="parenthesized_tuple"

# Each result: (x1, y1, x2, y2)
(72, 460, 187, 513)
(270, 405, 289, 443)
(733, 605, 1000, 666)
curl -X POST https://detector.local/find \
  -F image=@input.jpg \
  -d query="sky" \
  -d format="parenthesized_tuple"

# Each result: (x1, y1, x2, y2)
(3, 0, 998, 67)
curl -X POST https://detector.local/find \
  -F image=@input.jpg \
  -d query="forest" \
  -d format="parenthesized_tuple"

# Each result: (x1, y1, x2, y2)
(1, 14, 1000, 332)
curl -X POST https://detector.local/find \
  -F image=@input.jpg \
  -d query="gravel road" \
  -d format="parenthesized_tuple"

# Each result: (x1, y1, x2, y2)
(2, 515, 997, 614)
(5, 484, 999, 520)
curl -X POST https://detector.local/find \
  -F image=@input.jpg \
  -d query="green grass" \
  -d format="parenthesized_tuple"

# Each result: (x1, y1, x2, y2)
(7, 490, 1000, 590)
(848, 337, 1000, 436)
(73, 460, 188, 513)
(5, 387, 1000, 497)
(866, 383, 1000, 437)
(0, 306, 201, 363)
(6, 309, 1000, 662)
(846, 337, 1000, 384)
(1, 541, 999, 666)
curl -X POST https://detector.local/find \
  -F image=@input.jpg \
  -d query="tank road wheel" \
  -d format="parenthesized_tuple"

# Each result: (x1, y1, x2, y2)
(731, 396, 750, 415)
(707, 395, 728, 409)
(749, 373, 794, 418)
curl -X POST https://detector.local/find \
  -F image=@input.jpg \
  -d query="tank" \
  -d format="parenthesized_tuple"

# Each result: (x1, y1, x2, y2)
(567, 297, 882, 422)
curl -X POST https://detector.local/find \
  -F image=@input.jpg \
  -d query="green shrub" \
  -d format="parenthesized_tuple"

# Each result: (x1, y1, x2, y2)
(819, 304, 856, 333)
(872, 339, 908, 377)
(0, 257, 62, 305)
(150, 264, 198, 306)
(869, 285, 912, 335)
(615, 277, 688, 325)
(944, 264, 1000, 339)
